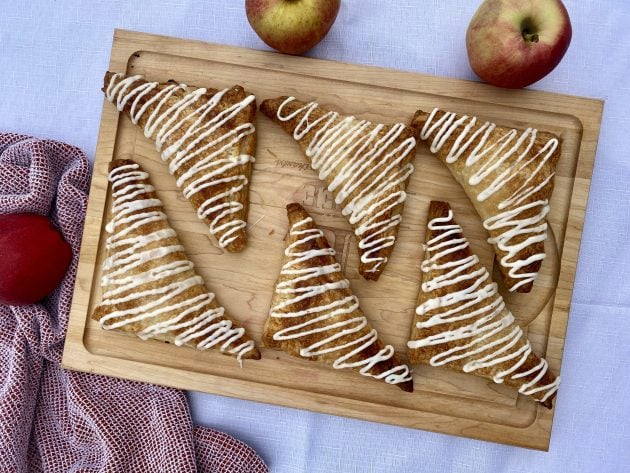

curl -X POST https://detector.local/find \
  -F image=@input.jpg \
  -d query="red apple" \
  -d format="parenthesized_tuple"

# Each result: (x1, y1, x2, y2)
(246, 0, 341, 55)
(0, 214, 72, 306)
(466, 0, 572, 88)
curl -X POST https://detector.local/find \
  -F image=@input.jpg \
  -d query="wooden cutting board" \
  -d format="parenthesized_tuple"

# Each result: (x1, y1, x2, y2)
(63, 29, 603, 450)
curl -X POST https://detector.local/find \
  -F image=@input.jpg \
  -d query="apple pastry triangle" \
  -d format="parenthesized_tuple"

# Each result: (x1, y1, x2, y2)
(260, 97, 418, 281)
(411, 109, 561, 292)
(407, 201, 559, 408)
(103, 72, 257, 253)
(263, 203, 414, 392)
(91, 159, 260, 363)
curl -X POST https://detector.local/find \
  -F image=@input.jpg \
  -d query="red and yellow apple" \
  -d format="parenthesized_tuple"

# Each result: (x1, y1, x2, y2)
(0, 214, 72, 306)
(246, 0, 341, 55)
(466, 0, 572, 88)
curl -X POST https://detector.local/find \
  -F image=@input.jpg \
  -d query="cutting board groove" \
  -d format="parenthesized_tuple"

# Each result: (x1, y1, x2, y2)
(63, 29, 603, 450)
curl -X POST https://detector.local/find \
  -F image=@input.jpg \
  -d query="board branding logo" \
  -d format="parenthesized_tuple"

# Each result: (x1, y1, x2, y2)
(274, 159, 311, 172)
(318, 224, 353, 273)
(296, 181, 353, 273)
(301, 183, 340, 212)
(275, 158, 354, 272)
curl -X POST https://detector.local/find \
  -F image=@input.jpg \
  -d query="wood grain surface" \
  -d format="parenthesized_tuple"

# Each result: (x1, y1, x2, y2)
(62, 29, 603, 450)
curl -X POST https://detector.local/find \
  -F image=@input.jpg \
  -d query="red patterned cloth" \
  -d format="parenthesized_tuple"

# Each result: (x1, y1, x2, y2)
(0, 133, 268, 473)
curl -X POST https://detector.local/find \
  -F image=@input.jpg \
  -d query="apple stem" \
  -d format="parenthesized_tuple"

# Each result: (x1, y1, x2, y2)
(523, 32, 539, 43)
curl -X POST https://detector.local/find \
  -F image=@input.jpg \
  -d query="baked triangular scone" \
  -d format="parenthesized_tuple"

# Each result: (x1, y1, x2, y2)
(407, 201, 559, 407)
(411, 109, 561, 293)
(103, 72, 257, 253)
(92, 159, 260, 363)
(260, 97, 418, 281)
(264, 203, 413, 392)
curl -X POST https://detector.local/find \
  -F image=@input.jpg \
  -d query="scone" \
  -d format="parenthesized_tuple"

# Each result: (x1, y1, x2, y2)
(411, 108, 561, 293)
(92, 158, 260, 363)
(264, 203, 414, 392)
(407, 201, 559, 407)
(260, 96, 418, 281)
(103, 72, 257, 252)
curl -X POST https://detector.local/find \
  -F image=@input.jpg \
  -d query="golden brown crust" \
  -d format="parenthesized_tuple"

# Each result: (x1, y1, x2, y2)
(263, 203, 413, 392)
(408, 200, 557, 408)
(411, 110, 561, 293)
(260, 97, 418, 281)
(92, 158, 260, 361)
(103, 72, 257, 253)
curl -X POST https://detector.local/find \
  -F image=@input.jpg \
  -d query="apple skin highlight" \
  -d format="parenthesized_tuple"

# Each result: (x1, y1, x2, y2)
(246, 0, 341, 55)
(466, 0, 572, 88)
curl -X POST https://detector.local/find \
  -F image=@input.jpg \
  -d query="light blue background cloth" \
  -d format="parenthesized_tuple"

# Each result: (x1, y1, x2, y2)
(1, 1, 628, 471)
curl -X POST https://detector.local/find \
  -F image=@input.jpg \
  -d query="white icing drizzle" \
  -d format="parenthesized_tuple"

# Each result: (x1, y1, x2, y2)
(98, 162, 255, 362)
(407, 210, 559, 403)
(420, 108, 559, 291)
(270, 216, 412, 385)
(276, 97, 416, 274)
(105, 73, 256, 249)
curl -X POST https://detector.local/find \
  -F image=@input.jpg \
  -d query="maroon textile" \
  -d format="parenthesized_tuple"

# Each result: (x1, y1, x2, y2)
(0, 133, 268, 473)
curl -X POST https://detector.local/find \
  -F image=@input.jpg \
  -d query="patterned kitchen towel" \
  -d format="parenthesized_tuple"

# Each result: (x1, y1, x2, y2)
(0, 133, 268, 473)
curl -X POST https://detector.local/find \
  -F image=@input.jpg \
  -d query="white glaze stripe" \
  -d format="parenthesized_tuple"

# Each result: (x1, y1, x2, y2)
(105, 73, 255, 249)
(276, 97, 416, 274)
(420, 108, 558, 291)
(97, 162, 255, 362)
(407, 209, 559, 403)
(270, 216, 412, 385)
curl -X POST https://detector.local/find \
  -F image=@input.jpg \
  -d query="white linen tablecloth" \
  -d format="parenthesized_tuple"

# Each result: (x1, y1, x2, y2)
(1, 1, 628, 471)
